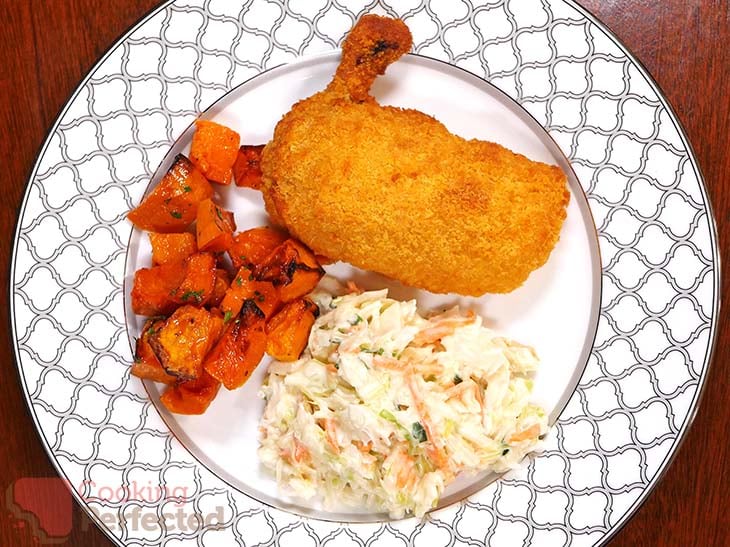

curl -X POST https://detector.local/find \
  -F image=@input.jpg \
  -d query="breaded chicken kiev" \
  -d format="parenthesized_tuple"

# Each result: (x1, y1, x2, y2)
(261, 15, 569, 295)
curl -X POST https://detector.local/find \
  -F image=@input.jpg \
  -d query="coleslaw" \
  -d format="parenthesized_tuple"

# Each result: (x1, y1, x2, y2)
(258, 289, 547, 517)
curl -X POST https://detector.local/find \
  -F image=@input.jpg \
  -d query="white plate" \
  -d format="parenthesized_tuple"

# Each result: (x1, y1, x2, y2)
(126, 52, 600, 521)
(11, 1, 719, 545)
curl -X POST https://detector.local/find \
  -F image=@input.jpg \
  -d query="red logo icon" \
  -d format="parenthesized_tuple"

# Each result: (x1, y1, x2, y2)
(5, 477, 73, 544)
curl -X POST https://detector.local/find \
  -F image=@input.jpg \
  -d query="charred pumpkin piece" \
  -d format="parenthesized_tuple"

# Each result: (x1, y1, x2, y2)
(159, 371, 221, 414)
(196, 199, 237, 253)
(189, 120, 240, 185)
(171, 253, 217, 306)
(149, 305, 223, 380)
(131, 262, 186, 317)
(233, 144, 265, 189)
(131, 318, 177, 384)
(127, 154, 213, 232)
(220, 268, 280, 320)
(208, 269, 230, 308)
(265, 298, 319, 362)
(254, 239, 325, 302)
(203, 301, 267, 390)
(149, 232, 198, 265)
(228, 227, 288, 271)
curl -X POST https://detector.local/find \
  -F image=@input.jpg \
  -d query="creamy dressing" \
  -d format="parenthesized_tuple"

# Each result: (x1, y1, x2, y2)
(258, 289, 547, 517)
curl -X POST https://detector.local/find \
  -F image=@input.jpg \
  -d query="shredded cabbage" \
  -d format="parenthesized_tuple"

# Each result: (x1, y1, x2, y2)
(258, 289, 547, 518)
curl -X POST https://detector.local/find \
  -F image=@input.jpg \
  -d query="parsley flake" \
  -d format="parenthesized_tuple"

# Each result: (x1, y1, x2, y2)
(411, 422, 427, 443)
(180, 290, 203, 303)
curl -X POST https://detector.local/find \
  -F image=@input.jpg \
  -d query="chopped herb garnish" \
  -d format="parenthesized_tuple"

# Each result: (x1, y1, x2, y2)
(379, 409, 396, 422)
(182, 185, 192, 193)
(334, 362, 339, 369)
(239, 255, 247, 261)
(359, 344, 385, 355)
(350, 315, 363, 325)
(538, 434, 547, 440)
(146, 327, 157, 336)
(338, 327, 348, 334)
(134, 355, 142, 363)
(411, 422, 427, 443)
(164, 197, 172, 204)
(392, 350, 400, 358)
(454, 374, 463, 385)
(236, 277, 243, 286)
(502, 448, 510, 456)
(248, 273, 255, 281)
(170, 211, 182, 219)
(424, 374, 437, 382)
(223, 310, 233, 323)
(215, 207, 223, 220)
(180, 289, 203, 303)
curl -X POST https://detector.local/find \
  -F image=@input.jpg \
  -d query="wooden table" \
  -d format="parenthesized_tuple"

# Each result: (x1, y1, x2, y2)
(0, 1, 726, 545)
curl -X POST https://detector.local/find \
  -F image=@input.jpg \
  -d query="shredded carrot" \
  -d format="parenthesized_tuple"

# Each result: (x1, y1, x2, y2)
(508, 423, 541, 443)
(394, 451, 417, 489)
(407, 375, 448, 470)
(324, 419, 341, 454)
(353, 440, 373, 453)
(372, 355, 405, 371)
(412, 314, 476, 346)
(292, 437, 310, 463)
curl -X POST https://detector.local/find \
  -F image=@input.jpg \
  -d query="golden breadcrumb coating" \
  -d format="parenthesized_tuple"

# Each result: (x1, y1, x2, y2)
(261, 15, 569, 295)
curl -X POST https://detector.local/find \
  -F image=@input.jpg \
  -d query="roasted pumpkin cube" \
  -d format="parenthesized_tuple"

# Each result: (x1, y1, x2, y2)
(228, 227, 288, 270)
(159, 372, 221, 415)
(204, 301, 267, 390)
(149, 305, 223, 380)
(233, 144, 265, 189)
(131, 262, 186, 316)
(209, 269, 230, 308)
(196, 199, 236, 253)
(171, 253, 217, 306)
(220, 268, 280, 320)
(266, 298, 319, 362)
(189, 120, 240, 185)
(131, 319, 177, 384)
(128, 154, 213, 232)
(149, 232, 197, 265)
(255, 239, 325, 302)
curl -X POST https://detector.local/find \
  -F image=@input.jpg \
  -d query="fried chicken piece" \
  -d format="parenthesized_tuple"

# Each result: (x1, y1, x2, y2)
(261, 15, 569, 295)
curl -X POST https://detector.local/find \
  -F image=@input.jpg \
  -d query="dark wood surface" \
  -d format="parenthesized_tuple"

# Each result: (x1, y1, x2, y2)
(0, 1, 726, 545)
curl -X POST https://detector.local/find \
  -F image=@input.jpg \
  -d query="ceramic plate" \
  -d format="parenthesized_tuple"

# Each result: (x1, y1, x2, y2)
(11, 1, 719, 546)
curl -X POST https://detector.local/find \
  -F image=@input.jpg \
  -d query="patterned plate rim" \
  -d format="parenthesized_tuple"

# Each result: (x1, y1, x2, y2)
(9, 1, 721, 546)
(567, 3, 720, 544)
